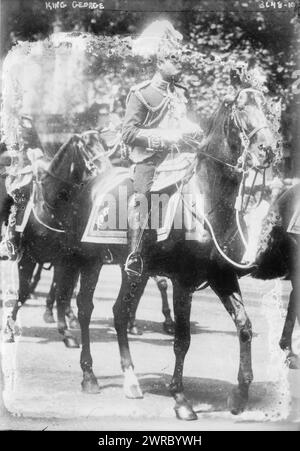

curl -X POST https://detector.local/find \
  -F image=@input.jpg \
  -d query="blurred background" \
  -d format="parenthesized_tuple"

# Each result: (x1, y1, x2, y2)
(0, 0, 299, 174)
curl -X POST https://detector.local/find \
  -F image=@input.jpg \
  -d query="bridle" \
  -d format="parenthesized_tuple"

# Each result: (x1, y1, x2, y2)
(231, 96, 273, 172)
(178, 88, 276, 269)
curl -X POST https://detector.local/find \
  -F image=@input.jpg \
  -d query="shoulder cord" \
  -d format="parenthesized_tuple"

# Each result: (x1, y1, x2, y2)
(133, 90, 168, 113)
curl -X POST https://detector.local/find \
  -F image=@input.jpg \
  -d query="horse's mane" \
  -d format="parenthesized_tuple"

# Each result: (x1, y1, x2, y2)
(200, 101, 231, 156)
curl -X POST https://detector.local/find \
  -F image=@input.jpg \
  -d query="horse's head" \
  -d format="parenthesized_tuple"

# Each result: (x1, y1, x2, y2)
(231, 88, 279, 170)
(195, 88, 282, 268)
(80, 130, 112, 171)
(41, 134, 89, 210)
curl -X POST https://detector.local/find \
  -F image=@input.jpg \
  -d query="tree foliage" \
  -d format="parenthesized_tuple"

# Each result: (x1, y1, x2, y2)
(2, 0, 299, 173)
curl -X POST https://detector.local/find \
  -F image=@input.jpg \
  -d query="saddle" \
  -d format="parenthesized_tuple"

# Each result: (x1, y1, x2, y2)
(151, 152, 196, 193)
(82, 153, 205, 245)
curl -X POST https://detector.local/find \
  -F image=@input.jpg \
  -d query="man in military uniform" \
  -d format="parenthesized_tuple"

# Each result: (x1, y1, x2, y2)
(0, 115, 44, 260)
(122, 20, 203, 280)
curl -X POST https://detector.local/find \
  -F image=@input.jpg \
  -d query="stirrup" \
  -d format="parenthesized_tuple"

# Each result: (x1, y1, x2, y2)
(124, 252, 144, 280)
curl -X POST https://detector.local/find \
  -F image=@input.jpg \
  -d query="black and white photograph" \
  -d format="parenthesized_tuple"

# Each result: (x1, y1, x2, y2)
(0, 0, 299, 433)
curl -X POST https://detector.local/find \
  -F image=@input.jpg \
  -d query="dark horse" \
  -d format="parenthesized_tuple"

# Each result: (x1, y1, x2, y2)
(28, 262, 173, 336)
(4, 88, 277, 420)
(1, 130, 174, 339)
(252, 182, 300, 369)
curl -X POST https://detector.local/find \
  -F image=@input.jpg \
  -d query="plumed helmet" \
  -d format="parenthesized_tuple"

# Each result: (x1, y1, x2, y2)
(131, 20, 183, 60)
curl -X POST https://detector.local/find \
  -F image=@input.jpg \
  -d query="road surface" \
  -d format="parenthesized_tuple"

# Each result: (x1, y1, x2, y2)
(0, 262, 299, 430)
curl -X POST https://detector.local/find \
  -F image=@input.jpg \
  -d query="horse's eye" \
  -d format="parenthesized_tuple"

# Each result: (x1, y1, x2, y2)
(258, 144, 264, 150)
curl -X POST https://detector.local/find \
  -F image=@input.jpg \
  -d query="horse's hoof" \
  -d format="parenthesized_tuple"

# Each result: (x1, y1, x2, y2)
(68, 317, 80, 329)
(63, 336, 80, 348)
(4, 317, 16, 342)
(163, 320, 175, 335)
(124, 383, 144, 399)
(128, 325, 143, 336)
(228, 387, 248, 415)
(123, 367, 143, 399)
(43, 310, 55, 324)
(81, 377, 101, 394)
(286, 353, 300, 370)
(3, 334, 15, 343)
(174, 403, 197, 421)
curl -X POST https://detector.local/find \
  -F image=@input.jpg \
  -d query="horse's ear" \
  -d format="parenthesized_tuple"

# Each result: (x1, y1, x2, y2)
(236, 91, 248, 109)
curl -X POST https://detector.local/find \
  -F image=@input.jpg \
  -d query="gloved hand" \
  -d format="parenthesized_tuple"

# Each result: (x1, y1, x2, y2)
(137, 128, 182, 151)
(158, 128, 183, 146)
(180, 119, 203, 141)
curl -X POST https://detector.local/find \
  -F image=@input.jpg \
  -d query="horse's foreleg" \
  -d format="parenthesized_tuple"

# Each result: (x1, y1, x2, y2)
(169, 280, 196, 421)
(55, 262, 79, 349)
(64, 272, 80, 329)
(29, 263, 43, 296)
(43, 273, 56, 324)
(210, 271, 253, 415)
(77, 258, 102, 394)
(4, 255, 36, 342)
(280, 274, 300, 369)
(155, 276, 174, 335)
(127, 290, 143, 336)
(113, 270, 148, 399)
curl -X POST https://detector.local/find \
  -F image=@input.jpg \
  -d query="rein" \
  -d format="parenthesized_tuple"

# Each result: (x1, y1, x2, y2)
(130, 90, 272, 269)
(180, 191, 257, 270)
(178, 92, 272, 269)
(31, 181, 66, 233)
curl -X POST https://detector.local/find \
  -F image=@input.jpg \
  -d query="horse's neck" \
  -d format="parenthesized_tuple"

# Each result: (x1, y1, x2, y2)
(198, 158, 238, 234)
(202, 157, 236, 202)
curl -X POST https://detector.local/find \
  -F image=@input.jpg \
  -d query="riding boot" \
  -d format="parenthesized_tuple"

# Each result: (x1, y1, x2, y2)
(125, 199, 144, 281)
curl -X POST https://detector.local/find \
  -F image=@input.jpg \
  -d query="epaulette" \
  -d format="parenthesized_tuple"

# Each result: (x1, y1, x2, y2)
(126, 79, 152, 106)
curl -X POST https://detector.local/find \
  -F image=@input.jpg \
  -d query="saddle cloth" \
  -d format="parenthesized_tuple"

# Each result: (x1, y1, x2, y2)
(81, 156, 205, 245)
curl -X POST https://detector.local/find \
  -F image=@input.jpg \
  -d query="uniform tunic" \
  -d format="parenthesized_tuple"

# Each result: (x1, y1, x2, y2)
(122, 73, 191, 195)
